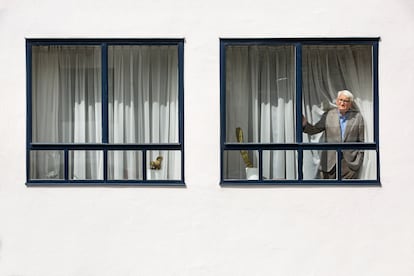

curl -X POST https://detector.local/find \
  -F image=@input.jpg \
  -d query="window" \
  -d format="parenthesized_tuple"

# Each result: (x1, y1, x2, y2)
(26, 39, 184, 186)
(220, 38, 379, 185)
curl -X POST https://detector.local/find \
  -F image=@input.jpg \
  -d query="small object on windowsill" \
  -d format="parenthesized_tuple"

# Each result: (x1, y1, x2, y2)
(46, 170, 58, 179)
(150, 156, 163, 170)
(245, 167, 259, 180)
(236, 127, 254, 168)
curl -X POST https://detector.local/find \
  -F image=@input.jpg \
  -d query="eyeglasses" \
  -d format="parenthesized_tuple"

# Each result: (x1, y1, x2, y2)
(338, 98, 351, 103)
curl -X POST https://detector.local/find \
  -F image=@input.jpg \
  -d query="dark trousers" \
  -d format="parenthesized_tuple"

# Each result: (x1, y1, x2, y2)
(320, 159, 359, 179)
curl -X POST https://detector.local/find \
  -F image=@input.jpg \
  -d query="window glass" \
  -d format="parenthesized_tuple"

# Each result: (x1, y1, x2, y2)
(223, 150, 259, 180)
(68, 150, 103, 180)
(302, 45, 373, 143)
(32, 46, 102, 143)
(262, 150, 297, 180)
(30, 150, 64, 180)
(146, 150, 181, 180)
(108, 45, 179, 144)
(108, 150, 143, 180)
(225, 45, 296, 143)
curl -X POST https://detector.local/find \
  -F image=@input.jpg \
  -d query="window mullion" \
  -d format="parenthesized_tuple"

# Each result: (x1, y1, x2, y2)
(101, 43, 109, 181)
(295, 43, 304, 180)
(101, 43, 109, 144)
(64, 149, 69, 181)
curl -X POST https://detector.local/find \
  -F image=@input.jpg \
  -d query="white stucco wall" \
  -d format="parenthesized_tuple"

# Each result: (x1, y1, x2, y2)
(0, 0, 414, 275)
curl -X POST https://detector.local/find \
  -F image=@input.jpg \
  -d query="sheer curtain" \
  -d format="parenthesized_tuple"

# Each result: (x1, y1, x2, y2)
(108, 45, 180, 180)
(31, 45, 180, 181)
(225, 44, 374, 180)
(225, 45, 296, 179)
(31, 45, 102, 180)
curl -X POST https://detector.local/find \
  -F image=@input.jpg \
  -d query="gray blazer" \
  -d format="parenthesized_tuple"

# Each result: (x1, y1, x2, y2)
(303, 108, 365, 172)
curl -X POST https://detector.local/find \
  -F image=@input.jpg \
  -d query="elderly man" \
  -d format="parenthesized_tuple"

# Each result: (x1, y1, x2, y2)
(302, 90, 365, 179)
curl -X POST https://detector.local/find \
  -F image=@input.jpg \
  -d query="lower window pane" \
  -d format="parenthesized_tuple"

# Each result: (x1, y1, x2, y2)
(108, 151, 143, 180)
(224, 150, 258, 180)
(262, 150, 297, 180)
(303, 150, 338, 180)
(69, 150, 103, 180)
(30, 150, 64, 180)
(345, 149, 377, 181)
(146, 150, 181, 180)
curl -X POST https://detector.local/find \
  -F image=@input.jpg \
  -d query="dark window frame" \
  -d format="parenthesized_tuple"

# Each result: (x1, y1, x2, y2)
(220, 38, 380, 186)
(26, 38, 185, 186)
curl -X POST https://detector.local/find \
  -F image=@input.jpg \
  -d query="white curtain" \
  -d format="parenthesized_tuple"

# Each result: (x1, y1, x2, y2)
(225, 44, 375, 180)
(225, 45, 296, 180)
(31, 45, 102, 180)
(108, 45, 180, 180)
(30, 45, 180, 181)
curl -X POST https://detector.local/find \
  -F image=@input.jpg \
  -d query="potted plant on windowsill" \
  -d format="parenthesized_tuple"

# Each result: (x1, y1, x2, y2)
(236, 127, 258, 180)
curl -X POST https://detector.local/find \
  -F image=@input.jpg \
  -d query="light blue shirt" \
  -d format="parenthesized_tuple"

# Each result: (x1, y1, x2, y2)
(338, 112, 348, 141)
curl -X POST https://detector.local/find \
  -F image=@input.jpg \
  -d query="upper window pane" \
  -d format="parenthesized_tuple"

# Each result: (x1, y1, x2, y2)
(31, 45, 102, 143)
(302, 45, 374, 143)
(225, 45, 296, 143)
(108, 45, 179, 144)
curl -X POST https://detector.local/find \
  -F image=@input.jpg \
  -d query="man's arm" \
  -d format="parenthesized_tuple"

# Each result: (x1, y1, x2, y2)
(302, 113, 326, 135)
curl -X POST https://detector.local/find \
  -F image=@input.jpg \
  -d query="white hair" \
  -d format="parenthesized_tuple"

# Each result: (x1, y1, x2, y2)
(337, 90, 354, 102)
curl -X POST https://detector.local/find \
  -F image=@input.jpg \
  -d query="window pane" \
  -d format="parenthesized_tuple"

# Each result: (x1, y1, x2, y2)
(69, 150, 103, 180)
(225, 45, 296, 143)
(223, 150, 259, 180)
(303, 150, 338, 180)
(146, 150, 181, 180)
(30, 150, 64, 180)
(302, 45, 374, 143)
(345, 149, 377, 181)
(108, 45, 179, 144)
(32, 46, 102, 143)
(108, 151, 143, 180)
(262, 150, 297, 180)
(303, 149, 369, 180)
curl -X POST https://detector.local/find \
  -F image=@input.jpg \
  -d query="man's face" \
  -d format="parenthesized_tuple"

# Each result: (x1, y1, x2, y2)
(336, 94, 352, 114)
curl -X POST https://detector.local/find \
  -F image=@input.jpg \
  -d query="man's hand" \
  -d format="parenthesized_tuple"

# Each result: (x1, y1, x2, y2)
(302, 115, 307, 127)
